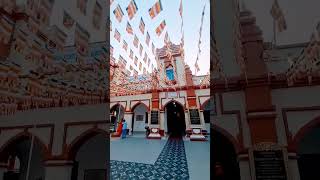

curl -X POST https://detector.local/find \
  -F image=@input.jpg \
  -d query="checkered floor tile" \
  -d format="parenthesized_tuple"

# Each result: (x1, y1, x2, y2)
(110, 137, 189, 179)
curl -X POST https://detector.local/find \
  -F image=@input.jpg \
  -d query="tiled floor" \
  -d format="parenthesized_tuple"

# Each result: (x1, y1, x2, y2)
(110, 134, 210, 180)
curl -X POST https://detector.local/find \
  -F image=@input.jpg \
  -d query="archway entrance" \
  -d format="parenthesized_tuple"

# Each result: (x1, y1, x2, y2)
(110, 104, 124, 132)
(69, 130, 107, 180)
(297, 125, 320, 180)
(131, 103, 148, 133)
(211, 129, 240, 180)
(165, 101, 186, 137)
(0, 134, 47, 180)
(203, 97, 215, 133)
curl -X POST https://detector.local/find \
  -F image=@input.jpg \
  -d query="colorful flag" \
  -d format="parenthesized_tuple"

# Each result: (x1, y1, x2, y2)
(270, 0, 287, 32)
(123, 40, 128, 51)
(179, 0, 183, 17)
(110, 45, 114, 56)
(139, 62, 142, 70)
(113, 5, 124, 22)
(63, 11, 74, 29)
(143, 52, 147, 63)
(114, 29, 121, 42)
(277, 15, 287, 32)
(126, 0, 138, 20)
(146, 32, 150, 46)
(155, 20, 166, 36)
(139, 17, 145, 34)
(195, 61, 200, 72)
(152, 43, 155, 55)
(270, 0, 281, 20)
(130, 49, 133, 59)
(93, 2, 102, 29)
(149, 0, 163, 19)
(139, 44, 143, 55)
(134, 56, 138, 65)
(164, 31, 169, 43)
(126, 22, 133, 35)
(133, 35, 139, 48)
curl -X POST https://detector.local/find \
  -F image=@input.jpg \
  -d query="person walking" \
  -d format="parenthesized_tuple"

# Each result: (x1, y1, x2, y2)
(122, 119, 127, 139)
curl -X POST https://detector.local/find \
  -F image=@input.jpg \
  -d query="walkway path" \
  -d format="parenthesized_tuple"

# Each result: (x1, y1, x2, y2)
(110, 137, 189, 180)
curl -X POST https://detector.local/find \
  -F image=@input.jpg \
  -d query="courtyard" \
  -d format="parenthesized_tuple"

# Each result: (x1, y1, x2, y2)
(110, 134, 210, 180)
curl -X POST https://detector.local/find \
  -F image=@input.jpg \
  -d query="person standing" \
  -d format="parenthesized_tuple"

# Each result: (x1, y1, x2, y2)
(122, 119, 127, 139)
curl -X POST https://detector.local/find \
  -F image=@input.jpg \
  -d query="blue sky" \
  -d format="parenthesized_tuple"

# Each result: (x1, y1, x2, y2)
(110, 0, 210, 76)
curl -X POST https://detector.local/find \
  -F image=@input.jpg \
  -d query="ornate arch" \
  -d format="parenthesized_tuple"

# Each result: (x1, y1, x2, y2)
(163, 100, 185, 111)
(0, 131, 50, 162)
(200, 97, 212, 110)
(110, 103, 125, 112)
(212, 125, 242, 154)
(66, 128, 108, 160)
(288, 116, 320, 152)
(131, 101, 149, 112)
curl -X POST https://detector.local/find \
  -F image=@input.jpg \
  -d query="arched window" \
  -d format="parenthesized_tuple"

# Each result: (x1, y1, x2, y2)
(166, 65, 174, 80)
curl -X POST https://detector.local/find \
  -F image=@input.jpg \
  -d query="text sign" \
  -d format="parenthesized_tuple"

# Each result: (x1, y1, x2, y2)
(189, 109, 201, 124)
(150, 110, 159, 124)
(254, 150, 287, 180)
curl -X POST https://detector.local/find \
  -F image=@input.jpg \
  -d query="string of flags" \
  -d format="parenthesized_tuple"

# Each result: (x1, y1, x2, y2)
(194, 4, 206, 74)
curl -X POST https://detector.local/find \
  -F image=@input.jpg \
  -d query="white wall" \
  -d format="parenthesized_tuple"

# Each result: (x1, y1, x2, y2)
(133, 104, 148, 132)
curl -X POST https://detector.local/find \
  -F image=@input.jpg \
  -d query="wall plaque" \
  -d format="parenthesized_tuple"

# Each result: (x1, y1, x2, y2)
(189, 109, 201, 124)
(253, 150, 287, 180)
(150, 110, 159, 124)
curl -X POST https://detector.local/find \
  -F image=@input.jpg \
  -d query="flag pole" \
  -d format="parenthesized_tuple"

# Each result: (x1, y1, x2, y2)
(26, 126, 35, 180)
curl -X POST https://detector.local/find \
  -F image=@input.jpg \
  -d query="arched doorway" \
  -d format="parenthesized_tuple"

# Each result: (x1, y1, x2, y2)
(131, 103, 148, 133)
(211, 128, 240, 180)
(68, 129, 108, 180)
(0, 134, 47, 180)
(110, 104, 124, 132)
(202, 97, 215, 133)
(165, 101, 186, 137)
(296, 125, 320, 180)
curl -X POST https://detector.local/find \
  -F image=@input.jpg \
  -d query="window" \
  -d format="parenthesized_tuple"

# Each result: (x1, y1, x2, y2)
(166, 66, 174, 80)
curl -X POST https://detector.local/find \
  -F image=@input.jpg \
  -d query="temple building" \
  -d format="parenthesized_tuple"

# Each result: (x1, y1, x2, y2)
(110, 39, 210, 138)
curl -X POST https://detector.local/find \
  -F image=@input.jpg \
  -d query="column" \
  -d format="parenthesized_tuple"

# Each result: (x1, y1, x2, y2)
(44, 160, 73, 180)
(184, 110, 190, 129)
(238, 154, 252, 180)
(0, 163, 7, 180)
(287, 153, 300, 180)
(199, 110, 207, 130)
(160, 111, 165, 132)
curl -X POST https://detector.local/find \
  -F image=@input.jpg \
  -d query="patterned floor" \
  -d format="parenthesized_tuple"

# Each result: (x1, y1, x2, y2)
(110, 137, 189, 180)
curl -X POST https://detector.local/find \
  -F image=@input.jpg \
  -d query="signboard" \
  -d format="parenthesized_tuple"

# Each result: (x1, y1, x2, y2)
(253, 150, 287, 180)
(189, 109, 201, 124)
(150, 110, 159, 124)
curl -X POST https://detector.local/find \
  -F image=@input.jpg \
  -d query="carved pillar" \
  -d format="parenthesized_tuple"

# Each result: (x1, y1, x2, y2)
(240, 10, 277, 145)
